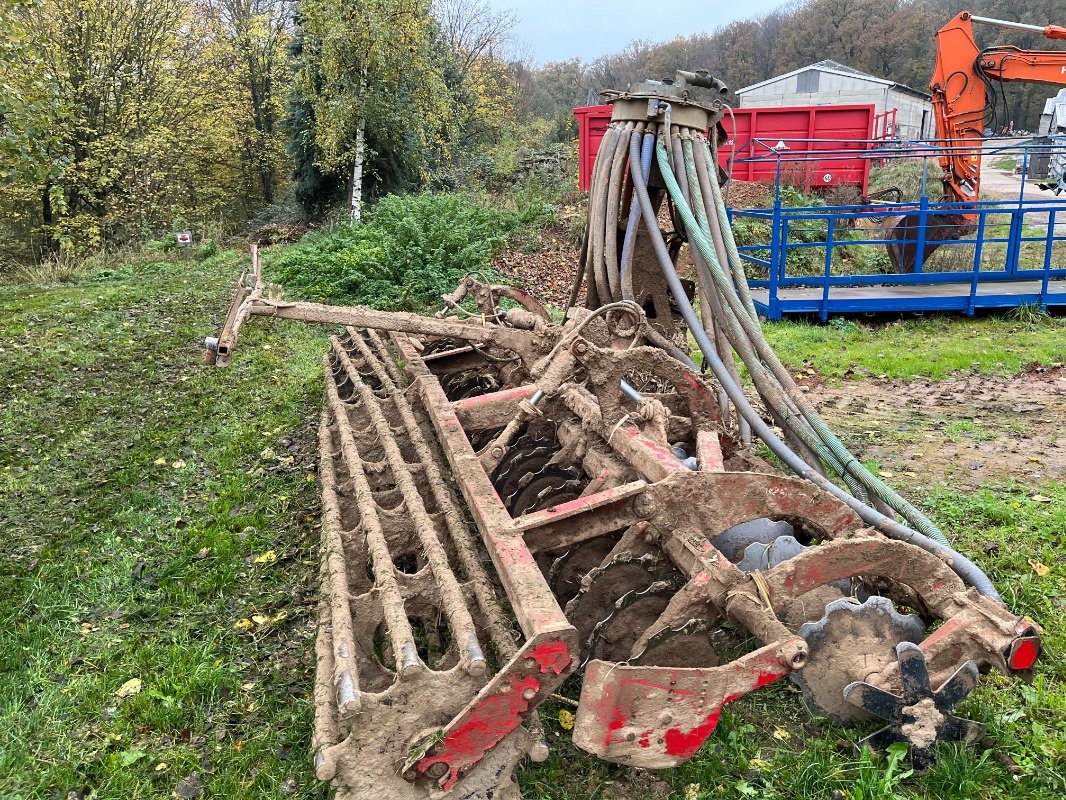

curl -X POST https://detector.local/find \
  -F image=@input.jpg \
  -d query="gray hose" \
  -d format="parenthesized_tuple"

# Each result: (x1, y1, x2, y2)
(666, 137, 951, 546)
(620, 130, 656, 302)
(627, 134, 999, 600)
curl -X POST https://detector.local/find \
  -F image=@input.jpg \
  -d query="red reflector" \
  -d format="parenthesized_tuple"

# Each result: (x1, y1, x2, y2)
(1009, 638, 1040, 671)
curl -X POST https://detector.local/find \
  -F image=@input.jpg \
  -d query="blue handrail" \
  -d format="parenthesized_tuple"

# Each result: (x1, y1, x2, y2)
(731, 197, 1066, 319)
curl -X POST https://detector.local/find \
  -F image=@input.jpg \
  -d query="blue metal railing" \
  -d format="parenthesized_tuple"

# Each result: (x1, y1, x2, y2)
(728, 198, 1066, 320)
(720, 138, 1066, 319)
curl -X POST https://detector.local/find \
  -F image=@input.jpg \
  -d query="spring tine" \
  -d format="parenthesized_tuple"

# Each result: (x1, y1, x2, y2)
(324, 354, 423, 679)
(357, 328, 520, 662)
(331, 337, 487, 675)
(317, 409, 362, 715)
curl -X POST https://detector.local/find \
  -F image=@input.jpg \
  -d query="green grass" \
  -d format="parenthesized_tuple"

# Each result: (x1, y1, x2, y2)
(0, 252, 330, 798)
(2, 253, 1063, 800)
(763, 315, 1066, 380)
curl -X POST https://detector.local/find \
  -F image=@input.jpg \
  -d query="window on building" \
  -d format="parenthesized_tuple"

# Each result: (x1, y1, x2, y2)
(797, 70, 820, 93)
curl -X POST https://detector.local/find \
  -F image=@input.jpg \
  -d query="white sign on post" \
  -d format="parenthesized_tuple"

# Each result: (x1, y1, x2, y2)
(176, 231, 193, 246)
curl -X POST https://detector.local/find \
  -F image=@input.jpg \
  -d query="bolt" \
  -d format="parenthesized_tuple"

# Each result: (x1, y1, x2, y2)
(427, 762, 449, 779)
(522, 688, 536, 700)
(659, 711, 673, 726)
(572, 341, 589, 355)
(625, 732, 636, 742)
(631, 493, 655, 518)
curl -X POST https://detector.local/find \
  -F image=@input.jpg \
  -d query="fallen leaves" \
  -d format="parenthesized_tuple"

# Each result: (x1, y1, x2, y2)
(1029, 559, 1050, 577)
(119, 749, 147, 766)
(253, 550, 277, 564)
(115, 677, 142, 698)
(235, 610, 288, 631)
(175, 772, 204, 799)
(557, 709, 575, 730)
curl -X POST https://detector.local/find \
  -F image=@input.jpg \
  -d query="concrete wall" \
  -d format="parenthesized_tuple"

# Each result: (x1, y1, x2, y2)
(737, 71, 933, 139)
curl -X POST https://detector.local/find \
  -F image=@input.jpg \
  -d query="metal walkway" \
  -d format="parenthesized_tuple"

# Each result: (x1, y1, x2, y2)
(751, 278, 1066, 317)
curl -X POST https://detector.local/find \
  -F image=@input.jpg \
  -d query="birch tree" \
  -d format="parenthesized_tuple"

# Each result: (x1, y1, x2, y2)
(295, 0, 453, 220)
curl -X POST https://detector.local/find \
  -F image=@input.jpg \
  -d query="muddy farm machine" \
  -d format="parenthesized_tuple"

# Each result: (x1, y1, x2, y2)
(205, 67, 1043, 798)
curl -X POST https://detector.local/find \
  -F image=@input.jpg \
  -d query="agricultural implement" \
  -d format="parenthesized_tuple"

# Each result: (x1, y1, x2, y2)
(206, 71, 1041, 798)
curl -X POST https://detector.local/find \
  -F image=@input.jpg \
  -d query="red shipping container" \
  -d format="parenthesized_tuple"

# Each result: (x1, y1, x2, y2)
(574, 103, 875, 196)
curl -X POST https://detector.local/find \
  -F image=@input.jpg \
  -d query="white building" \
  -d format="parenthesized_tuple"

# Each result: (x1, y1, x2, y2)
(1039, 89, 1066, 135)
(735, 60, 934, 140)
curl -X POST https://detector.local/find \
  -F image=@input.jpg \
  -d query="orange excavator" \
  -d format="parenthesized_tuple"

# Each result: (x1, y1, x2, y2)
(887, 11, 1066, 272)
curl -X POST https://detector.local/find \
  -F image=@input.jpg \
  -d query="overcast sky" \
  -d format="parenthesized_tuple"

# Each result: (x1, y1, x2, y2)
(489, 0, 786, 64)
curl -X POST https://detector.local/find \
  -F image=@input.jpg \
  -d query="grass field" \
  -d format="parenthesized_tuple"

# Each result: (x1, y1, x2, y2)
(1, 252, 1063, 799)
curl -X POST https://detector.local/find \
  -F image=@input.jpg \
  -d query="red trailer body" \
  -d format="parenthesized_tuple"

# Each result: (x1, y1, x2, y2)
(719, 104, 874, 195)
(575, 105, 614, 192)
(575, 103, 876, 197)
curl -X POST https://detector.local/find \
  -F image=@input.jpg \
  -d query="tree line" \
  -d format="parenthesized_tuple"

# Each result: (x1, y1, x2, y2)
(2, 0, 1063, 266)
(528, 0, 1064, 143)
(0, 0, 521, 264)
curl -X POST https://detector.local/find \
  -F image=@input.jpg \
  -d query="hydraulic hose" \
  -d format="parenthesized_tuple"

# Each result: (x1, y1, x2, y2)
(587, 124, 620, 307)
(604, 122, 636, 302)
(620, 130, 656, 303)
(682, 137, 870, 499)
(626, 133, 998, 599)
(661, 137, 951, 547)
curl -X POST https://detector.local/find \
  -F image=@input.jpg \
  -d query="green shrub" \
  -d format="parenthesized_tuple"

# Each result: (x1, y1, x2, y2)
(271, 192, 530, 310)
(194, 238, 219, 260)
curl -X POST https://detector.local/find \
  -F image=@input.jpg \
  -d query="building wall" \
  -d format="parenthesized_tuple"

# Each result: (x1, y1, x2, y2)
(737, 71, 933, 139)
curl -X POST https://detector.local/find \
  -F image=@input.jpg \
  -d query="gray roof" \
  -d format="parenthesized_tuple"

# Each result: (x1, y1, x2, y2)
(736, 60, 931, 100)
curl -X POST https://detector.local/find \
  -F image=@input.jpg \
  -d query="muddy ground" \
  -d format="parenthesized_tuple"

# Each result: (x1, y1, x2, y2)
(809, 364, 1066, 487)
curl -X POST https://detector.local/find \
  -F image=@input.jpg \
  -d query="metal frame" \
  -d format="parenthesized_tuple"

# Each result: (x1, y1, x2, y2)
(725, 140, 1066, 319)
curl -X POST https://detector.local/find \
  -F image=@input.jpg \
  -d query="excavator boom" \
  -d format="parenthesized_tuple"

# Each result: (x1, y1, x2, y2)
(887, 11, 1066, 272)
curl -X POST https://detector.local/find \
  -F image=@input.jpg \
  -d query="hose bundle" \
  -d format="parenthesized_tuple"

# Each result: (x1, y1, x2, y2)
(574, 118, 999, 598)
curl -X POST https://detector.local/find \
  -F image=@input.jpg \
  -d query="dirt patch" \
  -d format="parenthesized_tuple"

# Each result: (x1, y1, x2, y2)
(809, 369, 1066, 486)
(495, 219, 581, 309)
(723, 179, 772, 209)
(599, 770, 672, 800)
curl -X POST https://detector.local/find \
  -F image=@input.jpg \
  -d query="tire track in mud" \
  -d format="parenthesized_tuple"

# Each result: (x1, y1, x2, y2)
(807, 365, 1066, 487)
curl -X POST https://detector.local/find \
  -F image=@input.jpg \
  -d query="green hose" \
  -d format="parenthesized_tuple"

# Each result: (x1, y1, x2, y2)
(657, 137, 950, 546)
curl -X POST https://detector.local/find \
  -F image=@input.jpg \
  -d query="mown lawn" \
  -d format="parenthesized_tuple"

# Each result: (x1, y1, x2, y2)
(1, 255, 1062, 799)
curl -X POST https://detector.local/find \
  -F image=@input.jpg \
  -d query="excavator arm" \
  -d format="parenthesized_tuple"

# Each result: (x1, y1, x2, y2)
(887, 11, 1066, 272)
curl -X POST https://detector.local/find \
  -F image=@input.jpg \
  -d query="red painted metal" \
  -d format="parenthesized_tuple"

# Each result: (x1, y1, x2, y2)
(573, 641, 799, 767)
(575, 104, 614, 191)
(574, 103, 876, 195)
(874, 107, 898, 140)
(719, 104, 875, 195)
